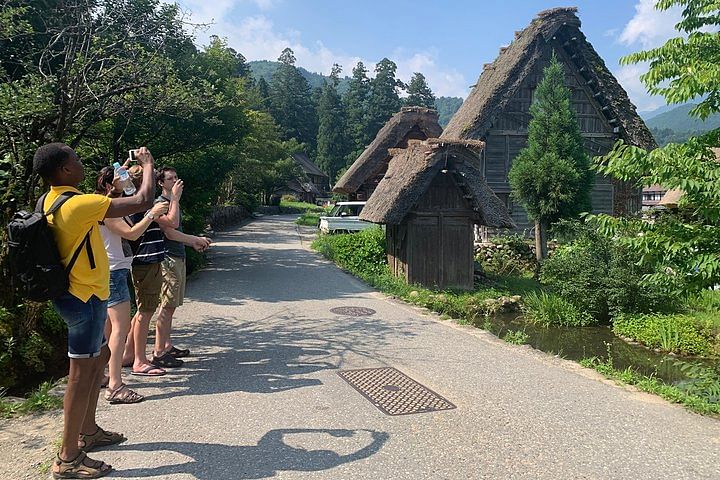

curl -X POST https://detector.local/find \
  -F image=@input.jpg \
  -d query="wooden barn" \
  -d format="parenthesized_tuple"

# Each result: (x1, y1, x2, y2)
(442, 7, 657, 238)
(333, 106, 442, 200)
(360, 140, 515, 290)
(282, 153, 329, 204)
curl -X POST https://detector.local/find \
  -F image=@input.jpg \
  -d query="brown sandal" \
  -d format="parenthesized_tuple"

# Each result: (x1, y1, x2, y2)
(78, 426, 126, 452)
(105, 384, 144, 404)
(52, 451, 112, 479)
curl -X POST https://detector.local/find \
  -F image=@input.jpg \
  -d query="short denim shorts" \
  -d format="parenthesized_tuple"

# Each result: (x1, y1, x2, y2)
(52, 293, 108, 359)
(108, 268, 131, 307)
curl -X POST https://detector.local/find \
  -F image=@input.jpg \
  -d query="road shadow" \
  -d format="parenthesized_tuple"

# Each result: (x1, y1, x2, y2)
(109, 428, 389, 479)
(138, 309, 419, 401)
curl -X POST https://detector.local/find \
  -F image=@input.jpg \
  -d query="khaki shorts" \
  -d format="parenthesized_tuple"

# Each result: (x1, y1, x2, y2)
(131, 263, 163, 312)
(161, 255, 186, 308)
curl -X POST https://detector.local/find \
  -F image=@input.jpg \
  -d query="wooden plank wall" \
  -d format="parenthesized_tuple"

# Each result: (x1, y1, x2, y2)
(480, 40, 619, 237)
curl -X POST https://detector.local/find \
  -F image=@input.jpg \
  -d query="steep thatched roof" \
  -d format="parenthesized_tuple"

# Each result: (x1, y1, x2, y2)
(291, 152, 327, 178)
(286, 178, 321, 195)
(333, 107, 442, 194)
(359, 142, 515, 228)
(442, 7, 656, 150)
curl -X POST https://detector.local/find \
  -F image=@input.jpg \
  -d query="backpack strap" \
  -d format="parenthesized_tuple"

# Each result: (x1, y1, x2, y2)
(65, 229, 96, 274)
(41, 191, 97, 272)
(44, 191, 80, 216)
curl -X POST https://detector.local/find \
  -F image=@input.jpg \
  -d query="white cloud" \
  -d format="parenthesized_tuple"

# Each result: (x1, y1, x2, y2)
(613, 0, 684, 113)
(172, 2, 468, 98)
(619, 0, 681, 48)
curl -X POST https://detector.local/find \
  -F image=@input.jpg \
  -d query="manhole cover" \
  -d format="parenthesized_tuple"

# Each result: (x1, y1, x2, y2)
(338, 367, 456, 416)
(330, 306, 376, 317)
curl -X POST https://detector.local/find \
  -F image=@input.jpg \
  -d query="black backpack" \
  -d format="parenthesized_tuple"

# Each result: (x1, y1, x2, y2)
(6, 192, 95, 302)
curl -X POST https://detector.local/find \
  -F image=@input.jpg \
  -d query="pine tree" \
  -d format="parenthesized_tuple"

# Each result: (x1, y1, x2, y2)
(269, 48, 318, 150)
(366, 58, 403, 143)
(343, 61, 372, 164)
(316, 64, 350, 181)
(508, 54, 594, 261)
(256, 77, 271, 112)
(405, 72, 436, 108)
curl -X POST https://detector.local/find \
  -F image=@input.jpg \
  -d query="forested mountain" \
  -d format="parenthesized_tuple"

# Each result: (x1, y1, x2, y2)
(250, 60, 465, 128)
(435, 97, 464, 127)
(250, 60, 352, 95)
(645, 103, 720, 146)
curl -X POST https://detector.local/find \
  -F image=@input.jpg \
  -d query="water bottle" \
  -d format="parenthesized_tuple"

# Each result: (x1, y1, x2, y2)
(113, 162, 136, 195)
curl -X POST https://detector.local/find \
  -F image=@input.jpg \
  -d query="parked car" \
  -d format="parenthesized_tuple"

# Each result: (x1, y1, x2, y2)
(318, 201, 373, 233)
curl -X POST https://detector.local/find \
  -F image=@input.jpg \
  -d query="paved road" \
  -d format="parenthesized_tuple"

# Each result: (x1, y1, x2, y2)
(95, 215, 720, 479)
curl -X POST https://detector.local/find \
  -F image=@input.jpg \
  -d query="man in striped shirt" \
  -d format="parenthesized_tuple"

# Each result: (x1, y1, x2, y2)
(124, 197, 169, 376)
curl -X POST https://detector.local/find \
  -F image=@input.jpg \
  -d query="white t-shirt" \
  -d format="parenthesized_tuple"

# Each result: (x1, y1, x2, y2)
(99, 221, 133, 271)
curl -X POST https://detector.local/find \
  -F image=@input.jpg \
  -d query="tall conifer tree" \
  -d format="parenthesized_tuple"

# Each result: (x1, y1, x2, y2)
(343, 61, 372, 164)
(269, 48, 317, 150)
(508, 54, 594, 261)
(366, 58, 403, 142)
(405, 72, 436, 108)
(316, 64, 349, 181)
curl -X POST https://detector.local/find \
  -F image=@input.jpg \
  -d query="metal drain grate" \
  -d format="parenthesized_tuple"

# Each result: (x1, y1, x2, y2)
(338, 367, 456, 416)
(330, 306, 376, 317)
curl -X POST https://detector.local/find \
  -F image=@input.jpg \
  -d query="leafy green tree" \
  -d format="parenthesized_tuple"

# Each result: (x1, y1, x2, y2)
(343, 61, 372, 164)
(593, 0, 720, 294)
(269, 47, 317, 150)
(508, 54, 594, 261)
(316, 64, 350, 181)
(366, 58, 403, 142)
(405, 72, 436, 108)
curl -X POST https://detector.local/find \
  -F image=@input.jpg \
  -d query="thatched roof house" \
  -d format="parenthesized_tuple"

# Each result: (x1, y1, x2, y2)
(360, 141, 514, 228)
(442, 7, 656, 234)
(291, 152, 328, 192)
(360, 140, 514, 290)
(334, 106, 442, 200)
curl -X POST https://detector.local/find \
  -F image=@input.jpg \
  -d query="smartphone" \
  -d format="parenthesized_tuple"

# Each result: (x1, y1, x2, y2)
(129, 149, 136, 161)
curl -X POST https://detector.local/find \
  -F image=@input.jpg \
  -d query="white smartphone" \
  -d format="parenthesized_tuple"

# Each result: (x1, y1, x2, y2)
(129, 149, 136, 161)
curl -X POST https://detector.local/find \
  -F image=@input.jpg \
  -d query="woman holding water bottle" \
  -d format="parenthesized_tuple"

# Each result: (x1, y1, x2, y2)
(95, 157, 169, 403)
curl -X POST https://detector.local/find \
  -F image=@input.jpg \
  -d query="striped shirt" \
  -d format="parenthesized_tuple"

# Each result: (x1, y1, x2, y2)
(130, 212, 165, 265)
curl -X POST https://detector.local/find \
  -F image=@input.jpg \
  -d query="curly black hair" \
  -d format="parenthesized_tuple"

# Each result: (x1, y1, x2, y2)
(33, 143, 71, 180)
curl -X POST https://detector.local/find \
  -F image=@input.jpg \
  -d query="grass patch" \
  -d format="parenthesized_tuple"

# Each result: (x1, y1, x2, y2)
(523, 291, 595, 327)
(296, 212, 321, 227)
(280, 200, 326, 213)
(613, 312, 719, 357)
(0, 380, 63, 418)
(581, 355, 720, 417)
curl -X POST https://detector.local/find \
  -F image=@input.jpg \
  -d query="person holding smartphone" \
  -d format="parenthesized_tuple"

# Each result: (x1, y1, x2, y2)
(34, 144, 156, 479)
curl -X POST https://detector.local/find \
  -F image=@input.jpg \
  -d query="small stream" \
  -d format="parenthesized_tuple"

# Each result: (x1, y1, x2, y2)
(475, 312, 717, 385)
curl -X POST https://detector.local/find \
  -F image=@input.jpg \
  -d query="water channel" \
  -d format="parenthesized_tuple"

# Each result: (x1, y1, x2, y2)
(476, 312, 718, 386)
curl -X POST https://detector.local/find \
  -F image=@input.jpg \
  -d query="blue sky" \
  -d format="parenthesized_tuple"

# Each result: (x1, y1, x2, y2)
(172, 0, 683, 113)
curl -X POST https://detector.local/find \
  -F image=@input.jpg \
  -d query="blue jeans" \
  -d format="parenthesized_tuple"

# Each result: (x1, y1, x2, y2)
(108, 268, 131, 307)
(52, 293, 108, 359)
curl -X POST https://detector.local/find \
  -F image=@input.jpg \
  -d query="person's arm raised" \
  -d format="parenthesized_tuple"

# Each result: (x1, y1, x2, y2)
(104, 147, 155, 219)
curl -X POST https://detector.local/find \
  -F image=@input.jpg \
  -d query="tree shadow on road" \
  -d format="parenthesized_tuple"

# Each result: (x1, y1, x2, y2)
(138, 308, 419, 401)
(110, 428, 389, 479)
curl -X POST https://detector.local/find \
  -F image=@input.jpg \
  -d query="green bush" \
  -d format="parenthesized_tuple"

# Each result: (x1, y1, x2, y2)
(503, 329, 529, 345)
(312, 227, 387, 278)
(613, 313, 716, 356)
(522, 291, 595, 327)
(0, 304, 67, 391)
(540, 227, 679, 323)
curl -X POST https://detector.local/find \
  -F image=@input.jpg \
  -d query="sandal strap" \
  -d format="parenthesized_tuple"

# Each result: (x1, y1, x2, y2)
(54, 451, 111, 477)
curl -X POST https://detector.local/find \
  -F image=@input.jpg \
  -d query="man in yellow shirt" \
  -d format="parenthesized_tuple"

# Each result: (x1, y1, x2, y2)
(34, 143, 156, 479)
